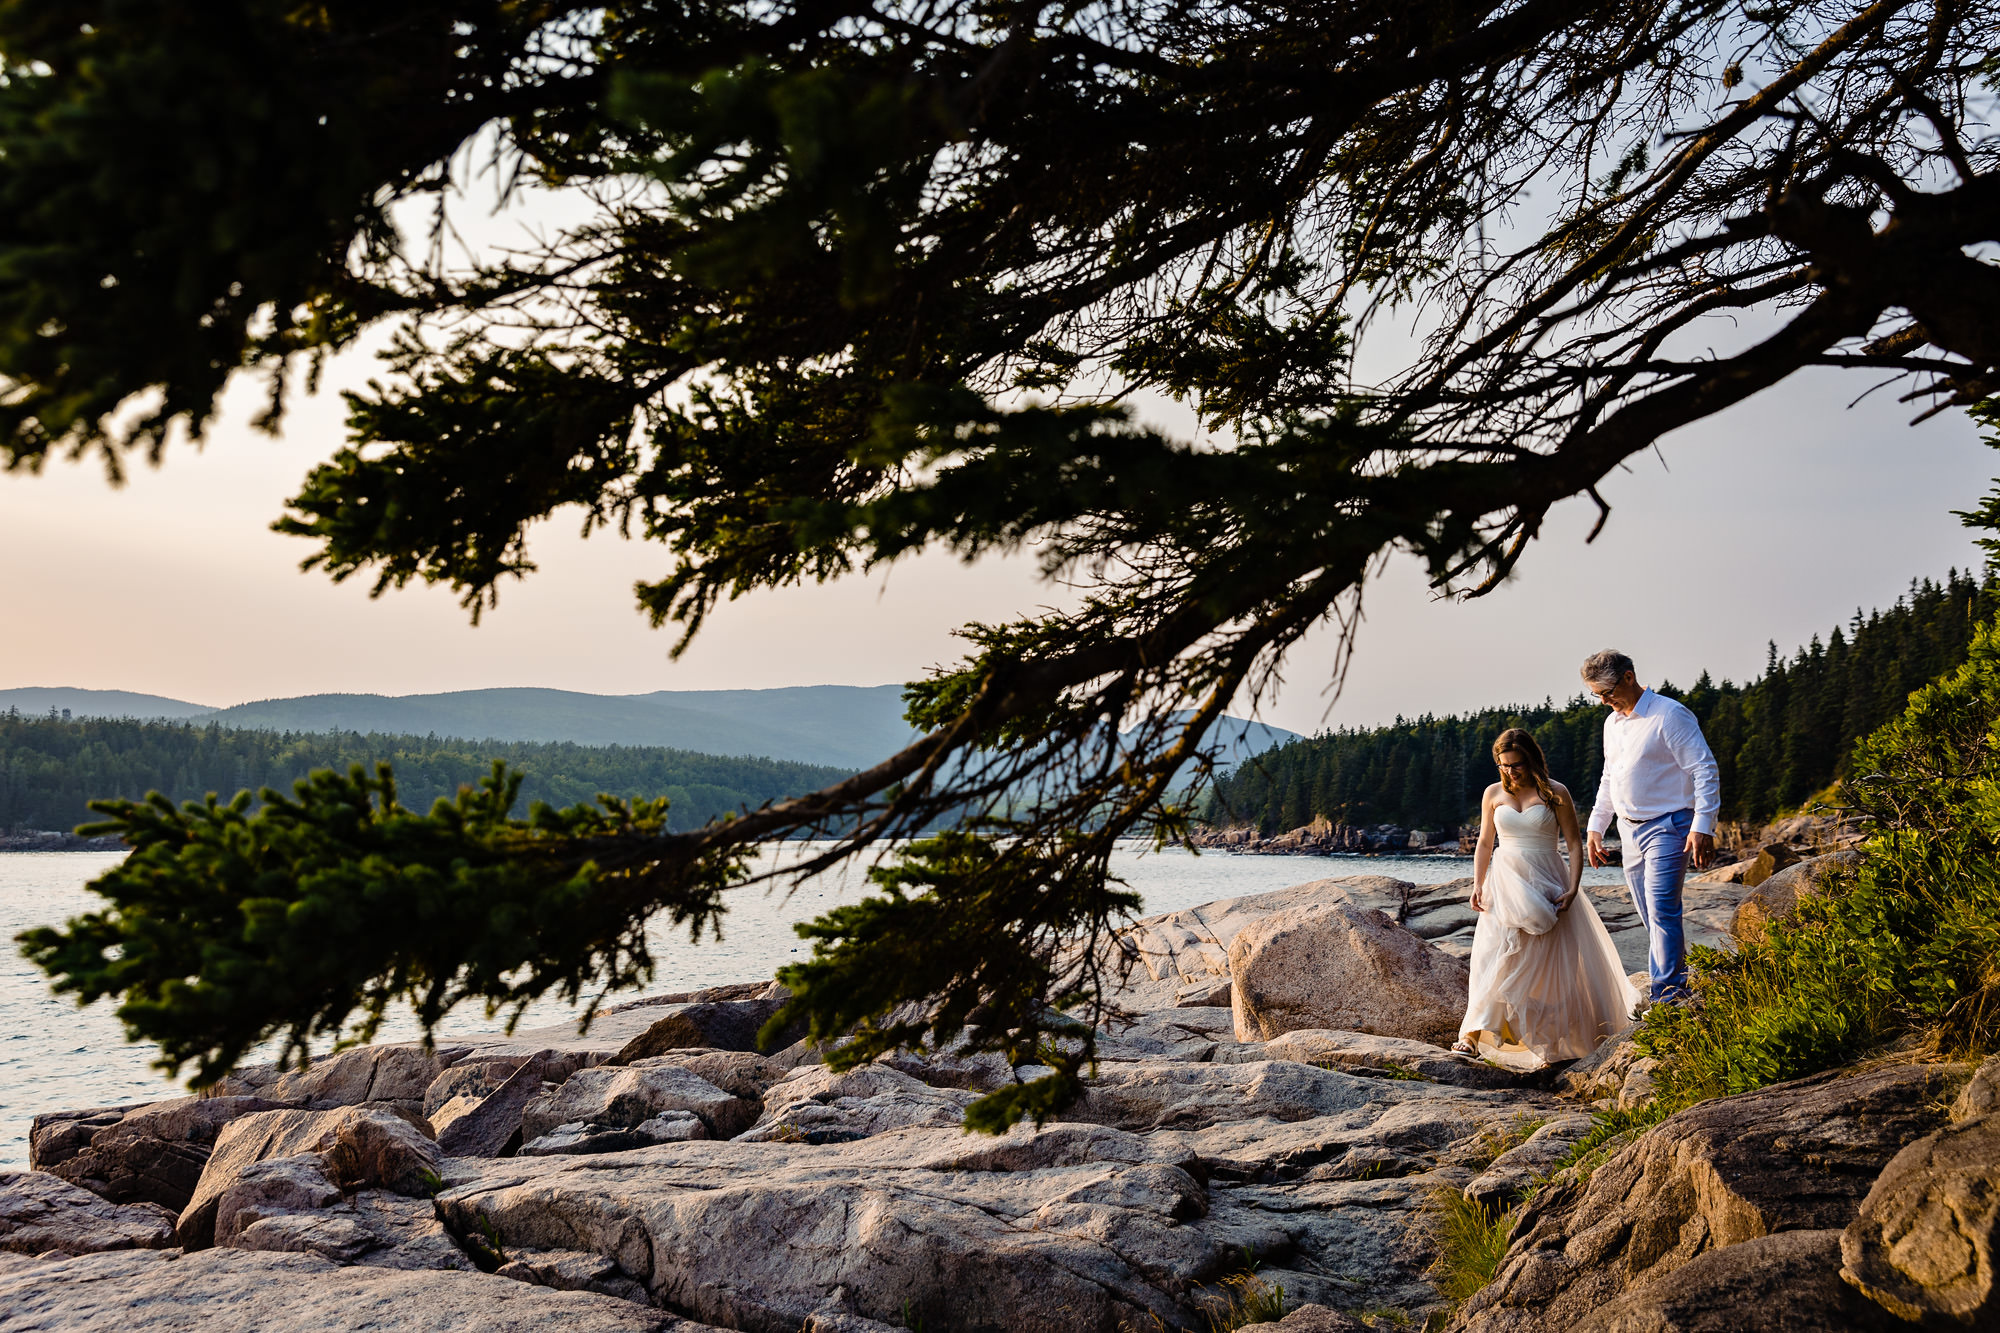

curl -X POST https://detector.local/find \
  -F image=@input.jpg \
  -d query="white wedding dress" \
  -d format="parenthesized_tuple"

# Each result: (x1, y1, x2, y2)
(1459, 803, 1638, 1068)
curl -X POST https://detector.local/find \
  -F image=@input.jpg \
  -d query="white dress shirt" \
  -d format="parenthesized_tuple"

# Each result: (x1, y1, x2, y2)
(1587, 689, 1721, 837)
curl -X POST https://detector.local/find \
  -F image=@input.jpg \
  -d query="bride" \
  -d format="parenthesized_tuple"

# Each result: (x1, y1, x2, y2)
(1456, 728, 1637, 1067)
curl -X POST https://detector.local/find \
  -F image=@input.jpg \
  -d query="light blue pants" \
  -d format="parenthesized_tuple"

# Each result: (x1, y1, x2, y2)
(1620, 808, 1693, 1001)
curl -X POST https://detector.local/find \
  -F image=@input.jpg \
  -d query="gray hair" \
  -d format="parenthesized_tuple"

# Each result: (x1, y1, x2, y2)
(1580, 649, 1635, 688)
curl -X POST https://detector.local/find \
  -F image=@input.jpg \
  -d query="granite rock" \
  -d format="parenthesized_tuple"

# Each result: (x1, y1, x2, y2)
(40, 1096, 291, 1213)
(1215, 1028, 1525, 1090)
(435, 1057, 549, 1159)
(0, 1170, 176, 1256)
(27, 1104, 146, 1172)
(1731, 850, 1864, 944)
(520, 1062, 755, 1142)
(1840, 1105, 2000, 1326)
(1464, 1114, 1597, 1210)
(1573, 1229, 1901, 1332)
(1269, 1305, 1369, 1332)
(179, 1105, 443, 1249)
(1454, 1063, 1962, 1331)
(736, 1063, 973, 1143)
(613, 993, 802, 1062)
(1954, 1053, 2000, 1123)
(0, 1246, 716, 1331)
(521, 1112, 709, 1156)
(1228, 902, 1469, 1045)
(433, 1099, 1535, 1332)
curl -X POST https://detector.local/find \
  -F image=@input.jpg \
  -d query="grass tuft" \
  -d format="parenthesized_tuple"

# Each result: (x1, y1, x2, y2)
(1200, 1271, 1289, 1331)
(1422, 1189, 1517, 1311)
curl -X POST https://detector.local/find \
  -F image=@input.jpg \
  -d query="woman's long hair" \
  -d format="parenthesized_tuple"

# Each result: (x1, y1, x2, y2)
(1492, 728, 1562, 809)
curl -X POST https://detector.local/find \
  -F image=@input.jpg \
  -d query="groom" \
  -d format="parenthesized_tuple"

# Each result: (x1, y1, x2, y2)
(1580, 650, 1720, 1004)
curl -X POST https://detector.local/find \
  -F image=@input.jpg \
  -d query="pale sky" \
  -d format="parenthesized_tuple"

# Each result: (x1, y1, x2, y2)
(2, 173, 1991, 737)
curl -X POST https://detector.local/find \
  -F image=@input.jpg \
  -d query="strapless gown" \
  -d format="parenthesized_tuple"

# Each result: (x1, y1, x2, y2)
(1459, 803, 1638, 1067)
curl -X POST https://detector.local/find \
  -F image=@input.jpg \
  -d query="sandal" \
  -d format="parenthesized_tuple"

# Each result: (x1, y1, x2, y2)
(1450, 1040, 1476, 1056)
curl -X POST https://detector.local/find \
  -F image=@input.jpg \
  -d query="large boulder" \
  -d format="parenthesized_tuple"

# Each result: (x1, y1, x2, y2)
(1740, 841, 1805, 889)
(613, 990, 804, 1062)
(1112, 876, 1419, 989)
(0, 1247, 716, 1332)
(435, 1058, 550, 1159)
(1453, 1063, 1962, 1331)
(216, 1042, 473, 1115)
(519, 1061, 756, 1143)
(0, 1171, 176, 1256)
(426, 1057, 537, 1119)
(210, 1155, 474, 1271)
(737, 1064, 974, 1143)
(179, 1106, 443, 1249)
(38, 1096, 291, 1213)
(1840, 1103, 2000, 1325)
(27, 1104, 147, 1171)
(1572, 1229, 1902, 1332)
(1228, 902, 1469, 1045)
(1732, 850, 1864, 943)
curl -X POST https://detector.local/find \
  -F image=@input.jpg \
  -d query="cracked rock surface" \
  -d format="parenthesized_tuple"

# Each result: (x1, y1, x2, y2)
(26, 874, 1843, 1331)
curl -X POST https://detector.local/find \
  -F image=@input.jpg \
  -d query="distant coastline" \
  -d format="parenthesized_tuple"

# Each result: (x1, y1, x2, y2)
(0, 831, 124, 853)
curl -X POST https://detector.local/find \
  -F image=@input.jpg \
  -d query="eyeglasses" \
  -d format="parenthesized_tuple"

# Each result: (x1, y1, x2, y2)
(1497, 760, 1528, 771)
(1590, 684, 1618, 700)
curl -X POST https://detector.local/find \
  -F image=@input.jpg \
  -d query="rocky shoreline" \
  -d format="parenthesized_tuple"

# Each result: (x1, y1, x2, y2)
(0, 830, 125, 853)
(3, 863, 1991, 1331)
(1193, 809, 1865, 867)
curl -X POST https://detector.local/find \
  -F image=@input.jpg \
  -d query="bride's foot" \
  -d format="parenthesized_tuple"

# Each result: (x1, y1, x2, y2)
(1451, 1040, 1476, 1055)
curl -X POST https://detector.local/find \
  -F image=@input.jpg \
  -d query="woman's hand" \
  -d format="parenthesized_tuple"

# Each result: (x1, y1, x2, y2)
(1555, 886, 1579, 912)
(1470, 882, 1486, 912)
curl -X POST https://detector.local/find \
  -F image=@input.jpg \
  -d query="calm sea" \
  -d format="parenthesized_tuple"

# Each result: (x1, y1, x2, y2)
(0, 845, 1626, 1167)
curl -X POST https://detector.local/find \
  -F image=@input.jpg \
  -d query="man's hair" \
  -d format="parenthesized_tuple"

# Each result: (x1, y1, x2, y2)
(1580, 649, 1635, 688)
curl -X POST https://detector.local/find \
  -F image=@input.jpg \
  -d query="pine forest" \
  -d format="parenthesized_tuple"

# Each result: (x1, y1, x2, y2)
(0, 717, 848, 836)
(1203, 570, 2000, 836)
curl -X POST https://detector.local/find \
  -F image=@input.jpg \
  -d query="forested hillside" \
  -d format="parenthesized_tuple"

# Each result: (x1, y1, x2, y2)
(1205, 571, 2000, 835)
(0, 716, 848, 835)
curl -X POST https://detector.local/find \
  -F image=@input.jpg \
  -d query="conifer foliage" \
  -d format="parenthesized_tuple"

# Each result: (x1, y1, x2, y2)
(4, 2, 1998, 1115)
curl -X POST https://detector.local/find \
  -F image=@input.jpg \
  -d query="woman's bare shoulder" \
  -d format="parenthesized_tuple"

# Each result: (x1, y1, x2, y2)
(1481, 782, 1505, 803)
(1548, 780, 1574, 802)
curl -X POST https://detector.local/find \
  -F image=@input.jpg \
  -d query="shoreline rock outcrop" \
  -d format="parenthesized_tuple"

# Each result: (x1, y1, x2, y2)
(20, 870, 1987, 1332)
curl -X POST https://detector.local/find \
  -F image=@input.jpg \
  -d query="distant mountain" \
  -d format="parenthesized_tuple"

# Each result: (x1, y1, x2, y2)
(0, 687, 218, 721)
(208, 686, 918, 771)
(2, 683, 1299, 773)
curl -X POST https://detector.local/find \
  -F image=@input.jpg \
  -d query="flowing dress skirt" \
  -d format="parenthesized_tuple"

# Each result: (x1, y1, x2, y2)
(1460, 805, 1638, 1068)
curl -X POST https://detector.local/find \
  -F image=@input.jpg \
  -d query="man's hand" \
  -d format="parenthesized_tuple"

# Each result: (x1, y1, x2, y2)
(1686, 830, 1714, 870)
(1587, 830, 1610, 866)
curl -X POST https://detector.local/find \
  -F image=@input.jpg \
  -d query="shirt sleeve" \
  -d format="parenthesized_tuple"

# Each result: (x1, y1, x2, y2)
(1665, 706, 1722, 836)
(1588, 724, 1618, 835)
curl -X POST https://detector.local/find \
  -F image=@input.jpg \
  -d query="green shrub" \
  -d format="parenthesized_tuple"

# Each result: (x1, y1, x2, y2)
(1636, 615, 2000, 1109)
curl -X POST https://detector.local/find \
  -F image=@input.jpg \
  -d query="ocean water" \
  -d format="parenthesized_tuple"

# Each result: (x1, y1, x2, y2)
(0, 844, 1627, 1167)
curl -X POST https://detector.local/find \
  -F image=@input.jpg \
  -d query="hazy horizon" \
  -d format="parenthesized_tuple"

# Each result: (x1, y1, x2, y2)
(6, 357, 1988, 736)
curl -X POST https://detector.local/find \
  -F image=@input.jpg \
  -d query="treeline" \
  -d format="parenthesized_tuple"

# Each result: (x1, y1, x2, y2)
(1206, 570, 2000, 835)
(0, 715, 850, 835)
